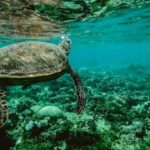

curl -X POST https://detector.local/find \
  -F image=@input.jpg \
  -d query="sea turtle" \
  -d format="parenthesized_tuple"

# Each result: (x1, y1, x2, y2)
(0, 39, 86, 127)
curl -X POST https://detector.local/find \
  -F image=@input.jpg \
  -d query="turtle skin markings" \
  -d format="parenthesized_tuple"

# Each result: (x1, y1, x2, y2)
(0, 39, 86, 127)
(68, 67, 86, 114)
(0, 89, 8, 127)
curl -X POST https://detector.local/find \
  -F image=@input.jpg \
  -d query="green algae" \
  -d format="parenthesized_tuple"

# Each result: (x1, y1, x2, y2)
(1, 65, 150, 150)
(17, 142, 52, 150)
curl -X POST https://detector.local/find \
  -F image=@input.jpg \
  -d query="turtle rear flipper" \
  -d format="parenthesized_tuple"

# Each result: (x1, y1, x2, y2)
(0, 88, 8, 127)
(68, 66, 86, 114)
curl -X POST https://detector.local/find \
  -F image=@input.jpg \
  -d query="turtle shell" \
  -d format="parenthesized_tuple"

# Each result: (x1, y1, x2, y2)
(0, 41, 68, 79)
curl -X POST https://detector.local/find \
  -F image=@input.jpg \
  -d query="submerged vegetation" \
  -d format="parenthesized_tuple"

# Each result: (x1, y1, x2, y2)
(1, 65, 150, 149)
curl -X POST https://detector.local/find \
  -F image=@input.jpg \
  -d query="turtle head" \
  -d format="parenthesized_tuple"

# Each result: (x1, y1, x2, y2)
(58, 38, 71, 55)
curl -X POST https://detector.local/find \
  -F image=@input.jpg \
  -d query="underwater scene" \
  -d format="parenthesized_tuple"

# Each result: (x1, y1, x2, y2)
(0, 0, 150, 150)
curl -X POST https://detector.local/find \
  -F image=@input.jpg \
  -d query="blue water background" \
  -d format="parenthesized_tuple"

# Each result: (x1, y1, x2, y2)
(68, 3, 150, 69)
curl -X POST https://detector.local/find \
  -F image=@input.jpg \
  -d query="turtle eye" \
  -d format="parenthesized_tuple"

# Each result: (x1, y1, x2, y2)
(66, 39, 71, 44)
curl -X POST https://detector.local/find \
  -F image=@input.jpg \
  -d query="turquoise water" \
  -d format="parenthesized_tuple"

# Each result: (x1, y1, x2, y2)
(0, 1, 150, 150)
(69, 3, 150, 69)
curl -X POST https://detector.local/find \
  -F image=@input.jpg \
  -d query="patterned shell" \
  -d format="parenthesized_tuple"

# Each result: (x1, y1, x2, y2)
(0, 41, 68, 77)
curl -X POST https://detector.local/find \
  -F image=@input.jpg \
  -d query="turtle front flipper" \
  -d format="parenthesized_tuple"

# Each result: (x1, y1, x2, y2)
(68, 66, 86, 114)
(0, 87, 8, 127)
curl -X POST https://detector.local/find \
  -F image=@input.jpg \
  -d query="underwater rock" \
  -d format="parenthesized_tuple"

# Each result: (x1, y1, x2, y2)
(25, 120, 35, 131)
(37, 106, 63, 119)
(122, 121, 144, 135)
(30, 105, 42, 114)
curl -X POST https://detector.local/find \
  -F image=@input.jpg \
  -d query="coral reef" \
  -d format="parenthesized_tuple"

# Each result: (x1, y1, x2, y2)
(0, 65, 150, 149)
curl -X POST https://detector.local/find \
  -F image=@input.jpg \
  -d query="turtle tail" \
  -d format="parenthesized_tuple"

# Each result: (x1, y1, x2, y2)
(0, 87, 8, 127)
(68, 66, 86, 114)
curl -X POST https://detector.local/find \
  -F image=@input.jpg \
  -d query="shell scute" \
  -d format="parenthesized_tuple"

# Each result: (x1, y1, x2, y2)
(0, 41, 68, 77)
